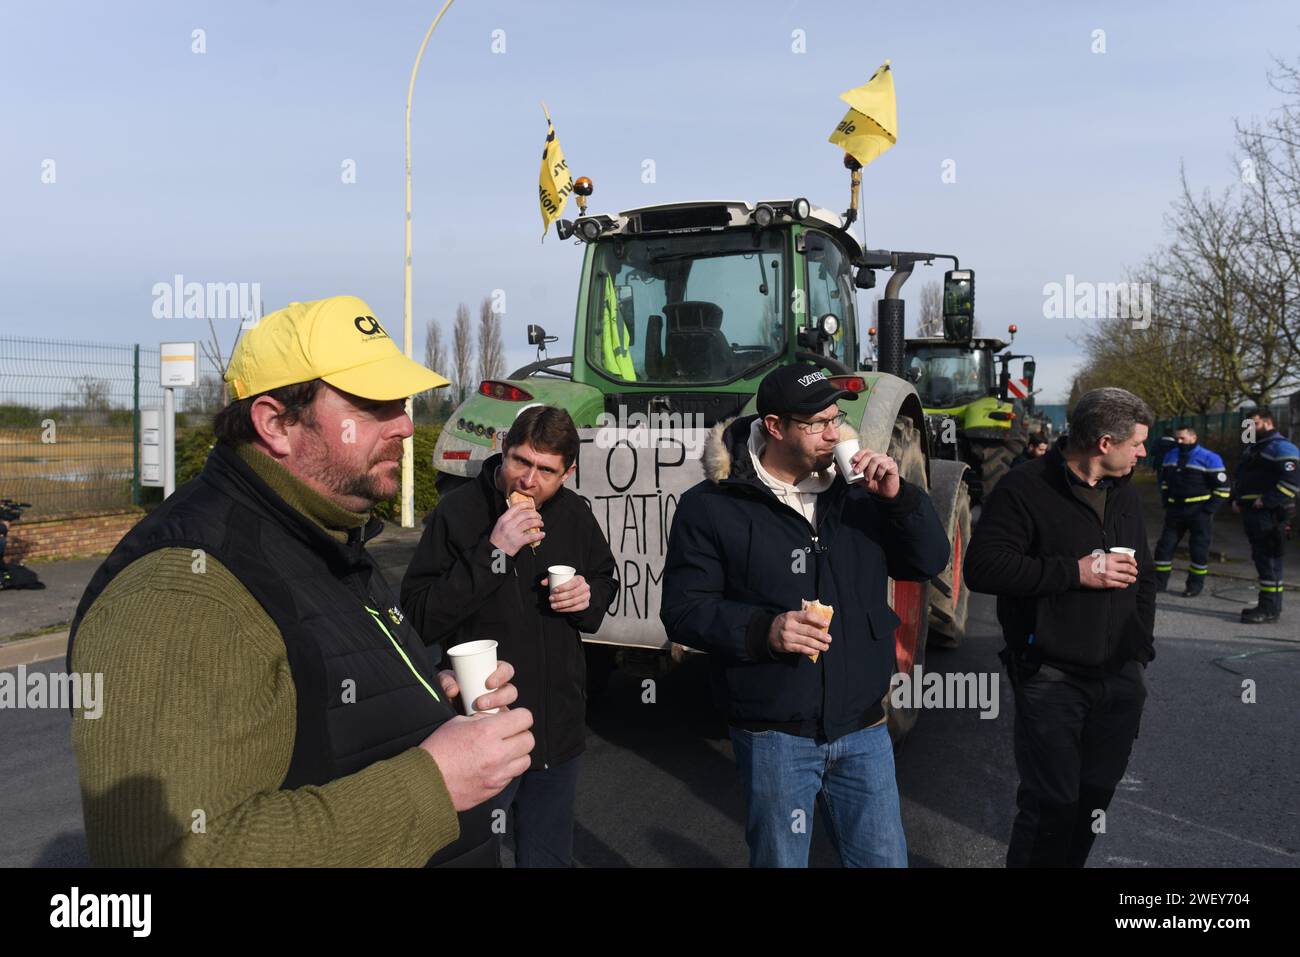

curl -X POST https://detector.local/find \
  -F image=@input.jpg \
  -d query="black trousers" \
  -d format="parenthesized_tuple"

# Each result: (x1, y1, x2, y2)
(1154, 505, 1214, 576)
(490, 754, 582, 868)
(1242, 508, 1287, 587)
(1005, 658, 1147, 867)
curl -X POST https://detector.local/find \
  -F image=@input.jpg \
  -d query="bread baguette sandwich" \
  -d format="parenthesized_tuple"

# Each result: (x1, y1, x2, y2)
(801, 598, 834, 663)
(508, 490, 541, 550)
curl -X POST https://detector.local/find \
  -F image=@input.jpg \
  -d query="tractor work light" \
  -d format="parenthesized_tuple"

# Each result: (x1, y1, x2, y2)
(578, 219, 603, 242)
(555, 219, 575, 241)
(791, 197, 811, 220)
(752, 203, 776, 228)
(479, 380, 534, 402)
(820, 314, 840, 337)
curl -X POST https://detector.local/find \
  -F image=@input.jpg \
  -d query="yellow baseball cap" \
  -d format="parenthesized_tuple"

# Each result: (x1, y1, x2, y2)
(225, 296, 450, 401)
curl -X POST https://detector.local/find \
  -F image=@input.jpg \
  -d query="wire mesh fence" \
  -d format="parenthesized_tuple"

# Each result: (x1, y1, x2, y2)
(1151, 397, 1296, 473)
(0, 337, 225, 520)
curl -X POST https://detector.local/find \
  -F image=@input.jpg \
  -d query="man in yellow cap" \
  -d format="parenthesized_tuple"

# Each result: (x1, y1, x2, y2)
(67, 295, 535, 866)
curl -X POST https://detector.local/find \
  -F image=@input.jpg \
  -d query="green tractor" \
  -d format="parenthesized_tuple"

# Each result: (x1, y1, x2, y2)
(434, 184, 973, 737)
(901, 272, 1041, 504)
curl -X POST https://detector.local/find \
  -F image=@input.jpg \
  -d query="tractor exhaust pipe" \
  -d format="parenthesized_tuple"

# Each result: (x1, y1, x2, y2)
(876, 262, 914, 377)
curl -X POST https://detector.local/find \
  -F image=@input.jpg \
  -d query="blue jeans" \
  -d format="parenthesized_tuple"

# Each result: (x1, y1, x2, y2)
(729, 723, 907, 868)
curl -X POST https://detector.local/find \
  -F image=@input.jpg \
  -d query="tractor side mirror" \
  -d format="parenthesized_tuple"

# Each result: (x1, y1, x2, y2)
(1023, 359, 1036, 390)
(527, 324, 546, 346)
(943, 269, 975, 341)
(855, 267, 876, 289)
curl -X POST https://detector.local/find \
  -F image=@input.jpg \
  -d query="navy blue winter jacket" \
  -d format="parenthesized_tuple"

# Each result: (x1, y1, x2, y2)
(660, 415, 950, 741)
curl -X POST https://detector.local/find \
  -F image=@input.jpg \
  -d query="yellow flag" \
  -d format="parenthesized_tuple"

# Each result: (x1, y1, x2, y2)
(828, 60, 897, 168)
(538, 103, 574, 239)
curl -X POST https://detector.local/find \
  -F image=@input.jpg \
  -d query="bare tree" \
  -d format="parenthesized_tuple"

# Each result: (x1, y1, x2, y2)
(452, 303, 474, 403)
(1074, 58, 1300, 418)
(183, 374, 226, 414)
(915, 280, 943, 337)
(69, 375, 111, 411)
(423, 317, 449, 418)
(424, 318, 447, 377)
(477, 296, 505, 383)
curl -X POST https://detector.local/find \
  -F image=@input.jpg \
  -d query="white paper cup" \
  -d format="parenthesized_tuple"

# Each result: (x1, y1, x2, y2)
(1108, 547, 1137, 557)
(446, 639, 500, 715)
(548, 565, 576, 590)
(833, 439, 863, 483)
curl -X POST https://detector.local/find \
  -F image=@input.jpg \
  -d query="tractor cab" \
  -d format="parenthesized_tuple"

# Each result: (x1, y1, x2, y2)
(905, 338, 1004, 410)
(521, 199, 865, 425)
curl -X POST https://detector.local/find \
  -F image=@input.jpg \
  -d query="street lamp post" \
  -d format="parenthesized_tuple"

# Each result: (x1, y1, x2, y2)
(402, 0, 457, 528)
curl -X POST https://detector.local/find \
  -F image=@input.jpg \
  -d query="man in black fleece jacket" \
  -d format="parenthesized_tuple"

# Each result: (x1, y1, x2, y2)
(402, 406, 618, 867)
(965, 387, 1156, 867)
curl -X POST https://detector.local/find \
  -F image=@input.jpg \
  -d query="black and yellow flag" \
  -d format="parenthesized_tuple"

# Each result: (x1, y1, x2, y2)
(538, 103, 574, 239)
(828, 60, 897, 168)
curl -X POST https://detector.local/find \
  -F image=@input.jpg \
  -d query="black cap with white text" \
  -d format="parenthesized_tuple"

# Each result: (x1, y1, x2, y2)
(756, 363, 859, 418)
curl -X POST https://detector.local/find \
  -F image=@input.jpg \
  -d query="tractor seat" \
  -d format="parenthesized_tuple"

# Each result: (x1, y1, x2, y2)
(929, 375, 956, 407)
(663, 301, 731, 379)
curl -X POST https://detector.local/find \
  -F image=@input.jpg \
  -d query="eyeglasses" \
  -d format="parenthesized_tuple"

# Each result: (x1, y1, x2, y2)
(787, 411, 847, 434)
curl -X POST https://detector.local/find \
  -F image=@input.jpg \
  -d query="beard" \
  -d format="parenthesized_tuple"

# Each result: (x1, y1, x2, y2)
(300, 430, 404, 506)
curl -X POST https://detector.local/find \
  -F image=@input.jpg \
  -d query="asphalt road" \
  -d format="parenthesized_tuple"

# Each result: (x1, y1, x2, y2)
(4, 585, 1296, 868)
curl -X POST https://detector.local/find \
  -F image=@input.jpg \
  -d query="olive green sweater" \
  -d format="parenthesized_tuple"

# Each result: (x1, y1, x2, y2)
(70, 444, 460, 866)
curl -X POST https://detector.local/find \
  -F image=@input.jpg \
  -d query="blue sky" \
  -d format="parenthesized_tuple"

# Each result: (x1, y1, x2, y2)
(2, 0, 1298, 401)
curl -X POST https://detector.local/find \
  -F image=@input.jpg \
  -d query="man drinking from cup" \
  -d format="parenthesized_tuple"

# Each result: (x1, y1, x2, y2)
(402, 406, 618, 867)
(965, 387, 1156, 867)
(661, 363, 950, 867)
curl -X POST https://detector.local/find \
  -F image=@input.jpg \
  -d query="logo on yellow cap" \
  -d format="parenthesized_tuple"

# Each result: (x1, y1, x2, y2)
(354, 315, 387, 338)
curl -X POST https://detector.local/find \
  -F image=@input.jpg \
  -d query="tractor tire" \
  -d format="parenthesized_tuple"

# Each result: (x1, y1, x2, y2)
(927, 466, 971, 649)
(882, 415, 931, 744)
(974, 441, 1016, 502)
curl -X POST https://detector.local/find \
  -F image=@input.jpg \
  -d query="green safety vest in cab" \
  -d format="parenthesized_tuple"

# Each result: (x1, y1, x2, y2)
(601, 273, 636, 381)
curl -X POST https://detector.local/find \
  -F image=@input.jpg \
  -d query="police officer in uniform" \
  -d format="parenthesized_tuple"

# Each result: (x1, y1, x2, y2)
(1231, 409, 1299, 623)
(1153, 426, 1231, 596)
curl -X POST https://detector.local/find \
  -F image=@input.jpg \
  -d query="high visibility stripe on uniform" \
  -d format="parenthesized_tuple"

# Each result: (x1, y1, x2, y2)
(1279, 484, 1297, 498)
(1154, 563, 1173, 572)
(1239, 493, 1261, 500)
(1213, 490, 1231, 497)
(1260, 585, 1285, 593)
(1189, 566, 1208, 575)
(1172, 494, 1212, 503)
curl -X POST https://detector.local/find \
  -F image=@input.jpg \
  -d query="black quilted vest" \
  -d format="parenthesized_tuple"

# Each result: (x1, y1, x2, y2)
(67, 442, 493, 866)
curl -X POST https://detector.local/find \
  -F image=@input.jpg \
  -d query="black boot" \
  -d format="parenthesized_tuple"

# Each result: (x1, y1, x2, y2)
(1155, 571, 1170, 593)
(1241, 591, 1281, 623)
(1182, 576, 1205, 597)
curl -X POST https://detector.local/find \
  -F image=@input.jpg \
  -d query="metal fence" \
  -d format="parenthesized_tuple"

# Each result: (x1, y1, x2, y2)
(1151, 396, 1296, 472)
(0, 337, 224, 519)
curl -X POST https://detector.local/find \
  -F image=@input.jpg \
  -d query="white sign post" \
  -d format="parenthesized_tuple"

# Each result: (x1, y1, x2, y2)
(158, 342, 197, 498)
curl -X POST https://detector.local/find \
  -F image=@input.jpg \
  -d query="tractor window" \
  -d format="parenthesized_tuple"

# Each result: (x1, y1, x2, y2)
(906, 346, 992, 408)
(804, 234, 854, 363)
(586, 231, 786, 384)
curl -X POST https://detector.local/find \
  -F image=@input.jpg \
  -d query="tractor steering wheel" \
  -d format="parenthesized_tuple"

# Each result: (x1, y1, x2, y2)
(794, 350, 853, 376)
